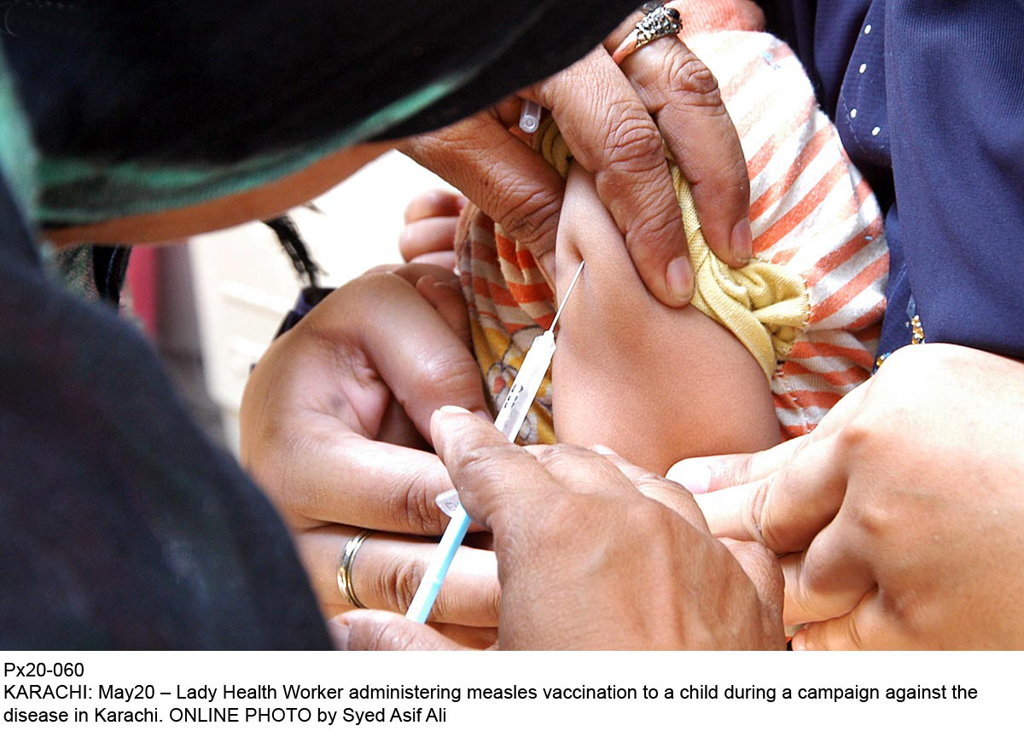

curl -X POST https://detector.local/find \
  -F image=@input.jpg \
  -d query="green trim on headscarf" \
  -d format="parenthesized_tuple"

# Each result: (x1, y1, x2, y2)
(35, 75, 463, 224)
(0, 45, 38, 221)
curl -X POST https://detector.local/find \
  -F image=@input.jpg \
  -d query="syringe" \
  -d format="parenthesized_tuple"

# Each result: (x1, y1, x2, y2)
(405, 261, 586, 623)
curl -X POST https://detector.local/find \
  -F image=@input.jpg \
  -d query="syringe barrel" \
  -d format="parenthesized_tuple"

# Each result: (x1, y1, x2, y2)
(493, 331, 556, 442)
(518, 99, 542, 134)
(405, 505, 472, 623)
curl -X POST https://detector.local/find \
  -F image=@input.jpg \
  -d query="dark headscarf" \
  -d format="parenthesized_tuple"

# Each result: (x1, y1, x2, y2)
(5, 0, 639, 223)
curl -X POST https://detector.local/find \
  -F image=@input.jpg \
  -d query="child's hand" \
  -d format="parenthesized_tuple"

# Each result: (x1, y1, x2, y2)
(398, 189, 465, 270)
(366, 262, 471, 351)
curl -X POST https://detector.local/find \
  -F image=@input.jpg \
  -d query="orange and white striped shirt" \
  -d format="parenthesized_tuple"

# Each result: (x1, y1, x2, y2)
(456, 31, 887, 443)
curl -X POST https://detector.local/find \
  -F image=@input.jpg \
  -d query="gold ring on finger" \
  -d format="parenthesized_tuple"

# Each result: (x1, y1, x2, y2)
(337, 529, 374, 609)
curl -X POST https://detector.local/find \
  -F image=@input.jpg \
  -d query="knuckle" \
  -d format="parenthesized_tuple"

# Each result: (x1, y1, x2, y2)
(535, 49, 597, 98)
(248, 431, 315, 526)
(416, 344, 483, 407)
(402, 189, 453, 223)
(353, 621, 388, 651)
(867, 346, 939, 402)
(622, 496, 669, 537)
(667, 51, 723, 107)
(426, 568, 457, 621)
(360, 616, 412, 651)
(399, 131, 450, 168)
(631, 471, 669, 492)
(455, 444, 520, 507)
(601, 106, 664, 172)
(412, 485, 448, 536)
(846, 495, 891, 542)
(377, 552, 427, 615)
(532, 494, 585, 542)
(393, 470, 446, 535)
(735, 569, 762, 613)
(724, 455, 754, 492)
(491, 179, 561, 249)
(402, 196, 425, 224)
(400, 116, 491, 178)
(834, 414, 878, 461)
(397, 228, 423, 260)
(535, 443, 586, 470)
(714, 157, 752, 205)
(349, 270, 404, 304)
(632, 205, 685, 256)
(430, 565, 499, 626)
(745, 477, 775, 545)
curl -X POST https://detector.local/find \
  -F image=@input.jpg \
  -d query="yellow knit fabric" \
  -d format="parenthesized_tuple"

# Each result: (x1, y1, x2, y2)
(538, 120, 809, 380)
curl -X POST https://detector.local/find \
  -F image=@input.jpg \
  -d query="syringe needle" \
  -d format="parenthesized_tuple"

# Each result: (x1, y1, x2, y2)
(550, 260, 585, 332)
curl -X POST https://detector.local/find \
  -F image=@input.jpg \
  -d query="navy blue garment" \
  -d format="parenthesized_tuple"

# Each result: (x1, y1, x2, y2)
(0, 173, 331, 649)
(760, 1, 1024, 359)
(274, 287, 335, 339)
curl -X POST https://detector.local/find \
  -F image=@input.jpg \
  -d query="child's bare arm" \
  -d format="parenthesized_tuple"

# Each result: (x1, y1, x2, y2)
(553, 163, 780, 475)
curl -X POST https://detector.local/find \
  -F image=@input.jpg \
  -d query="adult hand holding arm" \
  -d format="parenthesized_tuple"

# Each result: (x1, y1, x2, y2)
(669, 344, 1024, 649)
(335, 408, 785, 650)
(401, 0, 759, 307)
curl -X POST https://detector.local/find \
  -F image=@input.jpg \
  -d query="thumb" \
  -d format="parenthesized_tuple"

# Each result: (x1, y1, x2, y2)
(351, 273, 490, 440)
(331, 611, 465, 651)
(666, 436, 806, 495)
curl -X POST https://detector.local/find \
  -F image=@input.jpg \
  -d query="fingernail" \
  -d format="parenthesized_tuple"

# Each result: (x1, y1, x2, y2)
(790, 630, 807, 651)
(666, 461, 711, 494)
(415, 275, 439, 291)
(730, 218, 752, 265)
(328, 618, 351, 651)
(591, 444, 617, 457)
(437, 405, 471, 418)
(665, 256, 694, 304)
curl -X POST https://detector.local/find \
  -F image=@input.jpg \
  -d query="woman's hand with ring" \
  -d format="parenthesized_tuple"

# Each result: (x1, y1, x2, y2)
(240, 264, 499, 639)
